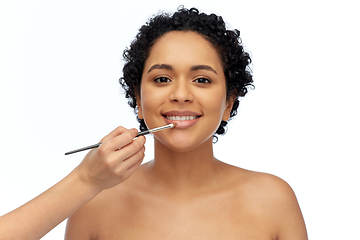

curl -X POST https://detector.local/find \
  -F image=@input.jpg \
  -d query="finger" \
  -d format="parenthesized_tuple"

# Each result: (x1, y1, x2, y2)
(123, 157, 144, 180)
(115, 145, 145, 178)
(110, 135, 146, 162)
(99, 126, 133, 143)
(99, 128, 139, 152)
(127, 154, 144, 172)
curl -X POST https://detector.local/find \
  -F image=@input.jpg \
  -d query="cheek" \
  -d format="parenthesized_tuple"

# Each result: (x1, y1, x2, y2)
(140, 88, 165, 119)
(201, 90, 227, 114)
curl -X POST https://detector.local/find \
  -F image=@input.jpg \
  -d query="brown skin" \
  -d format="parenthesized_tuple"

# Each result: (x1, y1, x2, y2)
(65, 31, 307, 239)
(66, 163, 307, 240)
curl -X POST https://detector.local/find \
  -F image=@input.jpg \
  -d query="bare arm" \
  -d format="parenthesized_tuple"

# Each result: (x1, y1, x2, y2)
(271, 176, 308, 240)
(0, 127, 145, 240)
(278, 191, 308, 240)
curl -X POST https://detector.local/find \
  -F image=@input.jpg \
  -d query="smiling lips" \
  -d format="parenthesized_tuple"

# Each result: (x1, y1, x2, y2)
(166, 115, 198, 121)
(162, 110, 202, 128)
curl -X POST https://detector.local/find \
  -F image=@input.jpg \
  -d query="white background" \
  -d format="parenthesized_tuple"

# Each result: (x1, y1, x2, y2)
(1, 0, 359, 239)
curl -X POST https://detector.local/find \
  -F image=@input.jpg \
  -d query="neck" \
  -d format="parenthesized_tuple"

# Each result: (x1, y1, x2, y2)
(146, 137, 223, 196)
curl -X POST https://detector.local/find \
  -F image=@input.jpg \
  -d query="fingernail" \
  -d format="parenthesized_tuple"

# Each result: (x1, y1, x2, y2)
(133, 128, 139, 135)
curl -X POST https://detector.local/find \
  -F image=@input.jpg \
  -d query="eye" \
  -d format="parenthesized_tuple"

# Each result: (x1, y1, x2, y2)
(154, 76, 171, 83)
(193, 77, 211, 84)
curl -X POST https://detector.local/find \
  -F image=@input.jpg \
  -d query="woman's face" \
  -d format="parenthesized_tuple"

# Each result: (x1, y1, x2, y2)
(137, 31, 233, 151)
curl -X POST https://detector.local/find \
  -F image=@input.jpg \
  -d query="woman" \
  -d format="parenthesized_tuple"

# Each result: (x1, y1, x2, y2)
(66, 7, 307, 239)
(0, 7, 307, 240)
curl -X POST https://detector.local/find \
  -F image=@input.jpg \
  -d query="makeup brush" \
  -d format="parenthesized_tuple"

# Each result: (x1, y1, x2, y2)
(65, 123, 177, 155)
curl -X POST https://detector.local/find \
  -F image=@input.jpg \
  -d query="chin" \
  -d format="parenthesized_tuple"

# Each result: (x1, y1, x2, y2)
(154, 133, 213, 153)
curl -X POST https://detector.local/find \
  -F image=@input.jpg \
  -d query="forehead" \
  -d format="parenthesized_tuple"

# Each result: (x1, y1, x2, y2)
(144, 31, 224, 73)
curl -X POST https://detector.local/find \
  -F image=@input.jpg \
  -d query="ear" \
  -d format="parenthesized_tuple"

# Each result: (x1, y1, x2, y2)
(135, 89, 143, 119)
(222, 96, 235, 121)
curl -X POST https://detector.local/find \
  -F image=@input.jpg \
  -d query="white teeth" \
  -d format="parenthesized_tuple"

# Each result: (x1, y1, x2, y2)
(166, 116, 197, 121)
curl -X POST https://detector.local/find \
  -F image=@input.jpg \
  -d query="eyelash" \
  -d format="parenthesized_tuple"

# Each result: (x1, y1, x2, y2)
(193, 77, 211, 84)
(154, 76, 171, 83)
(153, 76, 211, 84)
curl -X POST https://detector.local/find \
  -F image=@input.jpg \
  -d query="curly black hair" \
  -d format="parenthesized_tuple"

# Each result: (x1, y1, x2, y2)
(119, 7, 253, 140)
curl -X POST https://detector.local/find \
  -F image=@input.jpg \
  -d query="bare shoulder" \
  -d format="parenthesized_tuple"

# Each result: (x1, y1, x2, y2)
(240, 169, 296, 202)
(225, 165, 308, 240)
(65, 181, 133, 240)
(221, 164, 294, 195)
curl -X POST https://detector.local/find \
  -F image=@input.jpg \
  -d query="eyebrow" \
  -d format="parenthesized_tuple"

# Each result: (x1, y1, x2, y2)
(147, 64, 173, 73)
(190, 65, 217, 74)
(147, 64, 217, 74)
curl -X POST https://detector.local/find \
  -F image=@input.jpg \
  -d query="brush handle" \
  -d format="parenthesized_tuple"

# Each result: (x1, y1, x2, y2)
(64, 142, 102, 155)
(64, 131, 150, 155)
(65, 123, 175, 155)
(136, 130, 150, 136)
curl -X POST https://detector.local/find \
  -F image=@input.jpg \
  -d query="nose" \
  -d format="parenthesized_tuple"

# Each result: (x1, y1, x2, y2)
(169, 79, 194, 103)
